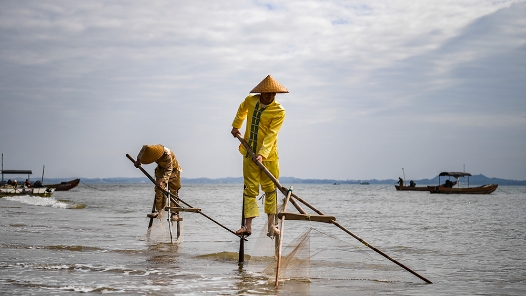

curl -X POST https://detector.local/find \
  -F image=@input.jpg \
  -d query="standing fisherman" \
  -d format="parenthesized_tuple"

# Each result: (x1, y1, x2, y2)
(231, 75, 288, 237)
(134, 144, 182, 221)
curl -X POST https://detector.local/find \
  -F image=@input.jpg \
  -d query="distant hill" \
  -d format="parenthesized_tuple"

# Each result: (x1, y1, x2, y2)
(39, 174, 526, 185)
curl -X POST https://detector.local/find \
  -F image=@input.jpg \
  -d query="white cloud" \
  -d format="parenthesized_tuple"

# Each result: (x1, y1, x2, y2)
(0, 0, 525, 180)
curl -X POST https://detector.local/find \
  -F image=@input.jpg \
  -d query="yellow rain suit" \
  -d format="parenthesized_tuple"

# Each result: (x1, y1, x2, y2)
(232, 94, 286, 218)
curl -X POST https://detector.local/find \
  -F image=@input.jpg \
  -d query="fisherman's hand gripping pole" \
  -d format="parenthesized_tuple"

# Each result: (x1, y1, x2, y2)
(126, 154, 247, 241)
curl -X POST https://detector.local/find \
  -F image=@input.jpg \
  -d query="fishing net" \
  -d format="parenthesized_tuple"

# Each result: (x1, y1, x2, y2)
(139, 188, 186, 244)
(246, 222, 412, 286)
(244, 195, 414, 286)
(246, 224, 311, 284)
(306, 228, 411, 284)
(140, 211, 184, 244)
(261, 228, 311, 281)
(245, 193, 312, 285)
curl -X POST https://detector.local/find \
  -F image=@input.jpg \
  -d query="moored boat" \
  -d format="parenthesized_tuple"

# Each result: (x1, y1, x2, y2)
(0, 186, 55, 197)
(396, 181, 456, 191)
(427, 172, 498, 194)
(395, 185, 431, 191)
(1, 169, 56, 197)
(427, 184, 498, 194)
(44, 178, 80, 191)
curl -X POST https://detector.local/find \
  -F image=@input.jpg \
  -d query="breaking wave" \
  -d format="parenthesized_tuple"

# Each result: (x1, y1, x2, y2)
(3, 195, 85, 209)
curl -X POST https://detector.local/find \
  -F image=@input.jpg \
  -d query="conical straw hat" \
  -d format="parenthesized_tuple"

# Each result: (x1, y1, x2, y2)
(139, 145, 164, 164)
(250, 75, 289, 93)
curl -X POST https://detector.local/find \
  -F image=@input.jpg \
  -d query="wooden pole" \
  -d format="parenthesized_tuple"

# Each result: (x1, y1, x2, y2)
(233, 136, 432, 284)
(175, 194, 182, 241)
(147, 196, 156, 230)
(238, 192, 245, 265)
(166, 183, 174, 243)
(275, 186, 293, 287)
(126, 154, 246, 241)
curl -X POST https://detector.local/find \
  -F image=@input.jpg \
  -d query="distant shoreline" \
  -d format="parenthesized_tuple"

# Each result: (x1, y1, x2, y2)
(33, 175, 526, 186)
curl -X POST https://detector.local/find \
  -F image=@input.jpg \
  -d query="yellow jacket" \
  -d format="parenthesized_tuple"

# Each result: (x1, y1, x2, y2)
(232, 94, 285, 161)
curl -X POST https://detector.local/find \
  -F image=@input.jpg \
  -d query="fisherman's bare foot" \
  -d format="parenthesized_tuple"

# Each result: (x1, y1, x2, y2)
(235, 225, 252, 237)
(147, 211, 159, 218)
(267, 225, 280, 237)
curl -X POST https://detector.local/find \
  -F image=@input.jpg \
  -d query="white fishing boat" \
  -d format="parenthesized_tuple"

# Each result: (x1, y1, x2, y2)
(1, 169, 55, 197)
(0, 186, 55, 197)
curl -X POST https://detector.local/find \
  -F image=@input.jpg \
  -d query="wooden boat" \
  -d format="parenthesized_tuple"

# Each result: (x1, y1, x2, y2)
(428, 184, 498, 194)
(396, 181, 456, 191)
(1, 169, 56, 197)
(395, 185, 431, 191)
(427, 172, 498, 194)
(44, 178, 80, 191)
(0, 186, 55, 197)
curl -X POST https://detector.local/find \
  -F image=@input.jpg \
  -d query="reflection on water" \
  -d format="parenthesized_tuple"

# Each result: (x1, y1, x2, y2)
(0, 184, 525, 295)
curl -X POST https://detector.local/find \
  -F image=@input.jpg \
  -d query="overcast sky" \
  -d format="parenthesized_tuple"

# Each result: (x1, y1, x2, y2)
(1, 0, 525, 181)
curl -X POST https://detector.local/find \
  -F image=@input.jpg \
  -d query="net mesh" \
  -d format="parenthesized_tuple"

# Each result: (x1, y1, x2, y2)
(140, 211, 184, 244)
(244, 193, 412, 286)
(262, 228, 311, 281)
(246, 221, 311, 283)
(246, 222, 411, 286)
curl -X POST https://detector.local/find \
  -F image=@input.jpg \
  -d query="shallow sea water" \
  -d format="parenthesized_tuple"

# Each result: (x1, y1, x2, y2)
(0, 183, 525, 295)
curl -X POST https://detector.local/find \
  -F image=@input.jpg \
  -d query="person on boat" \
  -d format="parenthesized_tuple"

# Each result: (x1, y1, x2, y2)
(398, 177, 404, 187)
(409, 180, 415, 187)
(24, 179, 32, 187)
(230, 75, 288, 238)
(12, 180, 18, 188)
(134, 144, 182, 221)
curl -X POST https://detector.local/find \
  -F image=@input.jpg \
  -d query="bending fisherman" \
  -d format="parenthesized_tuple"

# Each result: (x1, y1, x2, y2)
(135, 144, 182, 221)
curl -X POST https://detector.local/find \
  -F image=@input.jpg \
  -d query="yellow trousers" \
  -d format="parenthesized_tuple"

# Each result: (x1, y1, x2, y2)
(243, 156, 279, 218)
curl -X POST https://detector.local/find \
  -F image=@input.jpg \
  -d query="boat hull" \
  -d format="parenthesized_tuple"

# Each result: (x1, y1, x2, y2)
(396, 181, 456, 191)
(395, 185, 429, 191)
(0, 187, 55, 197)
(427, 184, 498, 194)
(44, 178, 80, 191)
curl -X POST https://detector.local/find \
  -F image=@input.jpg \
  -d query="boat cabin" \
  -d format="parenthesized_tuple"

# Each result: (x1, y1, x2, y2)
(438, 172, 472, 188)
(1, 170, 33, 184)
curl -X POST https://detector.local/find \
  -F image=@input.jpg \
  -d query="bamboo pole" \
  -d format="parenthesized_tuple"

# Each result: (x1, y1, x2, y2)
(126, 154, 246, 241)
(166, 183, 174, 243)
(275, 186, 293, 287)
(147, 196, 156, 230)
(233, 136, 433, 284)
(238, 194, 245, 265)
